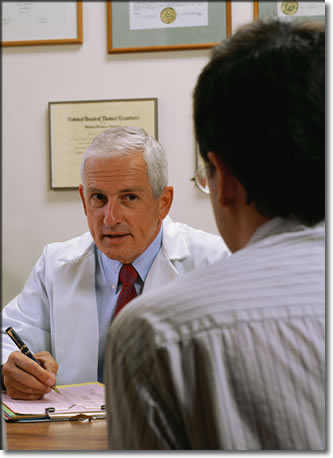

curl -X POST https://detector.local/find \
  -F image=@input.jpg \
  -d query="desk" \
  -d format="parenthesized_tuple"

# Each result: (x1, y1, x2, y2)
(6, 419, 108, 450)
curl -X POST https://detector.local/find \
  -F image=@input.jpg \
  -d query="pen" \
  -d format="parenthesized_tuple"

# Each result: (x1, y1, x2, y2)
(5, 327, 60, 395)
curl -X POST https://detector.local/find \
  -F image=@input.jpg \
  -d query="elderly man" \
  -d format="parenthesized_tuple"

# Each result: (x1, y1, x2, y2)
(105, 20, 325, 450)
(2, 126, 228, 399)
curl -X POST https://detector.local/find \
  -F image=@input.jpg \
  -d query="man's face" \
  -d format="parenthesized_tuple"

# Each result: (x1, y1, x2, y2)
(79, 153, 173, 264)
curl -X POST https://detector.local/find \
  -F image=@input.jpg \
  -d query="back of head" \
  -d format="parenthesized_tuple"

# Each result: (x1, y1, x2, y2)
(194, 19, 325, 226)
(81, 126, 168, 198)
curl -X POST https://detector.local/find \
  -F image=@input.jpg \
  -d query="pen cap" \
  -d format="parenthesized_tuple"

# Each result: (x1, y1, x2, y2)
(5, 327, 39, 364)
(6, 327, 25, 348)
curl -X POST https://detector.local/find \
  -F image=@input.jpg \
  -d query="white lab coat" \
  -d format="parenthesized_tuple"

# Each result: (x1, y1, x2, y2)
(2, 216, 228, 385)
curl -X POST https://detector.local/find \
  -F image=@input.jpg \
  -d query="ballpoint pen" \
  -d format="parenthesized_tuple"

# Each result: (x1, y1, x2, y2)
(5, 327, 60, 395)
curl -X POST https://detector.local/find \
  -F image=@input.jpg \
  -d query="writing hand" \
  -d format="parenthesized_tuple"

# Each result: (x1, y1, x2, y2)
(2, 351, 58, 400)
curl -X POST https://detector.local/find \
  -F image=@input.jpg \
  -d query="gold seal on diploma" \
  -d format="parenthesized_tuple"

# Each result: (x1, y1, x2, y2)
(160, 7, 177, 24)
(281, 1, 299, 16)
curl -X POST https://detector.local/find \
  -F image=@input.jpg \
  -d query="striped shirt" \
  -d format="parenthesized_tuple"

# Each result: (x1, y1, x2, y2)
(104, 218, 325, 450)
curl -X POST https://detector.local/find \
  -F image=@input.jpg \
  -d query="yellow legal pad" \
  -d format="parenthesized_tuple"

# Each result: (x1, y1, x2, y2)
(2, 382, 105, 422)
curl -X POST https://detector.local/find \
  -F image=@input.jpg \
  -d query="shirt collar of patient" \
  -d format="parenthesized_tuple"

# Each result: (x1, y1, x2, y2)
(99, 226, 163, 287)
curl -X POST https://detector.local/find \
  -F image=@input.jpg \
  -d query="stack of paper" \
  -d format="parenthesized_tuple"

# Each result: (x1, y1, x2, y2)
(2, 382, 105, 422)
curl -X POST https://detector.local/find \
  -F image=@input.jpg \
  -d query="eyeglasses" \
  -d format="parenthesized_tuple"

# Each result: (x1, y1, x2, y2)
(191, 163, 210, 194)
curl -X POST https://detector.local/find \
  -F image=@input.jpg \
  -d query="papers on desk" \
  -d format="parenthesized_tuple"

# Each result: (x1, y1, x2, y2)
(2, 382, 105, 422)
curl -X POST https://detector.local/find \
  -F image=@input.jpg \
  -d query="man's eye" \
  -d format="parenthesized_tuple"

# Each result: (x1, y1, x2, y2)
(125, 194, 137, 202)
(90, 194, 106, 206)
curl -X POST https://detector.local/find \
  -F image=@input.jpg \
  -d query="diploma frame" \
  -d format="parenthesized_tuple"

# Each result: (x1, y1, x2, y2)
(2, 2, 83, 47)
(107, 1, 231, 53)
(253, 1, 325, 22)
(49, 98, 158, 189)
(253, 1, 260, 19)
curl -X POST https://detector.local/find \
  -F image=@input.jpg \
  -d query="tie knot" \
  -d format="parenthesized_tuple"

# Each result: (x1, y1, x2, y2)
(119, 264, 138, 287)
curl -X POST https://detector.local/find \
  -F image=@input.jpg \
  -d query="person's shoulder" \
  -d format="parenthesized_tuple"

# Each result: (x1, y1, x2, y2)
(163, 216, 229, 257)
(112, 258, 223, 352)
(164, 215, 218, 239)
(42, 232, 95, 261)
(117, 225, 324, 346)
(127, 220, 325, 314)
(119, 256, 224, 321)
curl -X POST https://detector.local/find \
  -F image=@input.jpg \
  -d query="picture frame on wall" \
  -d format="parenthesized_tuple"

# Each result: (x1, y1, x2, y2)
(107, 1, 231, 53)
(253, 1, 325, 23)
(49, 98, 158, 189)
(1, 1, 83, 47)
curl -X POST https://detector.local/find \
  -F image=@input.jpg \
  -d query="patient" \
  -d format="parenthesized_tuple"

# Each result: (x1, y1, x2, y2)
(104, 19, 325, 450)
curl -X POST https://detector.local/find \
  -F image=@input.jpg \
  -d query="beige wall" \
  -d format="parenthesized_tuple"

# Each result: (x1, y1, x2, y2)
(2, 2, 253, 305)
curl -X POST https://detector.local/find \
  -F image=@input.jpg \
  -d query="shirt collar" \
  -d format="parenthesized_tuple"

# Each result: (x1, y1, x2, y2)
(246, 217, 311, 247)
(99, 226, 163, 286)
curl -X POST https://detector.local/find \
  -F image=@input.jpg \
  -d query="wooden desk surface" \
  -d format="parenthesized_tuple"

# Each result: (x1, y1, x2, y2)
(6, 418, 108, 451)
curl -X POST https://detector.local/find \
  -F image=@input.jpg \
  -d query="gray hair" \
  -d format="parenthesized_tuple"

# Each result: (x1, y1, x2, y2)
(80, 126, 168, 198)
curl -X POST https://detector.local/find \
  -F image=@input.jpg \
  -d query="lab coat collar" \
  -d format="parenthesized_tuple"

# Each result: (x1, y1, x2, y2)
(161, 215, 190, 261)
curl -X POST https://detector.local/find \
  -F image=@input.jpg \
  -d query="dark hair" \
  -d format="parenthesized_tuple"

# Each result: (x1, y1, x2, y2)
(193, 19, 325, 226)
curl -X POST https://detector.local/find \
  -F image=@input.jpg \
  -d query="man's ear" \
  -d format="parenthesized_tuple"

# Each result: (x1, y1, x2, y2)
(207, 152, 236, 207)
(79, 184, 88, 216)
(159, 186, 174, 219)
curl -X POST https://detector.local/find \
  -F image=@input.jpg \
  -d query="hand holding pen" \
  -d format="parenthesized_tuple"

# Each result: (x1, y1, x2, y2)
(3, 327, 60, 399)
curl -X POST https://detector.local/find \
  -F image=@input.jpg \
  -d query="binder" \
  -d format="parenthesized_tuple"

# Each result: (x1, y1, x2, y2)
(2, 382, 105, 422)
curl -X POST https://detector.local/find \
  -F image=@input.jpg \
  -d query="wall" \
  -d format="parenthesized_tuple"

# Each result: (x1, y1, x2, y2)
(2, 2, 253, 305)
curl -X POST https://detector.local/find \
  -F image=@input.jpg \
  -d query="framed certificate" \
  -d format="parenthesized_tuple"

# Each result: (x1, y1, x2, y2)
(49, 98, 158, 189)
(107, 1, 231, 53)
(2, 2, 83, 47)
(254, 1, 325, 23)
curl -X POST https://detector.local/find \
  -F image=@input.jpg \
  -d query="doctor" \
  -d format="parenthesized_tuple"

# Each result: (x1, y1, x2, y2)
(2, 126, 228, 399)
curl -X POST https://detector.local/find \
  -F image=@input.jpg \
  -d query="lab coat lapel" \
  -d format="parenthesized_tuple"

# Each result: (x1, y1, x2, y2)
(143, 247, 180, 292)
(52, 248, 99, 384)
(143, 217, 189, 293)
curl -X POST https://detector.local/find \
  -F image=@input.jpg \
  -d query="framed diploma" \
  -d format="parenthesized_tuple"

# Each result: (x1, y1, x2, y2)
(254, 1, 325, 23)
(107, 1, 231, 53)
(49, 98, 158, 189)
(1, 2, 83, 47)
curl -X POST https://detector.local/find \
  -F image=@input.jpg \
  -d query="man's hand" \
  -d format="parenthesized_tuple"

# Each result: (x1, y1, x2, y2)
(2, 351, 58, 400)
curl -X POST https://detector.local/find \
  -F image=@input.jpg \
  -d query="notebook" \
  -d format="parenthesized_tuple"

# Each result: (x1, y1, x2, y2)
(2, 382, 105, 422)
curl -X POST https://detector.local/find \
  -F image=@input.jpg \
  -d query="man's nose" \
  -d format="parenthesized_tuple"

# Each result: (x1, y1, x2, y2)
(104, 200, 122, 225)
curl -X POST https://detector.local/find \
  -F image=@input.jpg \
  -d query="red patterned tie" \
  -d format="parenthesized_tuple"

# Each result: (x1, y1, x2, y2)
(114, 264, 138, 318)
